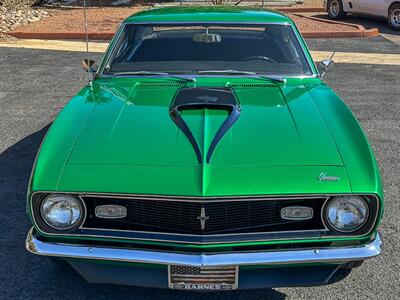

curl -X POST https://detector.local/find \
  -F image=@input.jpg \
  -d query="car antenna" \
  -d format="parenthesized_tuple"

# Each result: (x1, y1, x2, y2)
(83, 0, 92, 87)
(330, 51, 336, 61)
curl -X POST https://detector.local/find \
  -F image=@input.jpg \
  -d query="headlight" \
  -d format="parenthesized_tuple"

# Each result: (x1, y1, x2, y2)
(325, 195, 369, 233)
(40, 194, 84, 230)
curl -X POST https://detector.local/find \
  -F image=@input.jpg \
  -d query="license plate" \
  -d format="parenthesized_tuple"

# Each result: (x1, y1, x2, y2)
(168, 265, 238, 291)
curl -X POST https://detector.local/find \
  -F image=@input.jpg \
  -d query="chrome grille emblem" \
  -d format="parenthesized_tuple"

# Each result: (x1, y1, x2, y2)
(196, 207, 210, 230)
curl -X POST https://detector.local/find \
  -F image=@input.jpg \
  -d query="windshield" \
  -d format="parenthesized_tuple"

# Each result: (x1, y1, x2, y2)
(103, 23, 313, 77)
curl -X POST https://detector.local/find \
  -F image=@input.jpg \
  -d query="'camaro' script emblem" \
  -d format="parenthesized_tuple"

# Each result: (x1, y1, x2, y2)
(318, 172, 340, 182)
(196, 207, 210, 230)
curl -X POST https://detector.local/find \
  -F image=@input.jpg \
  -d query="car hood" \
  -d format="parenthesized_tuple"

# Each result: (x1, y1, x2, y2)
(51, 78, 352, 196)
(67, 79, 343, 168)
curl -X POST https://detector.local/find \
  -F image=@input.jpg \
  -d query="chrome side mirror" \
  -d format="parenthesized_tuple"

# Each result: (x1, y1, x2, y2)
(318, 59, 334, 79)
(317, 52, 336, 79)
(82, 59, 98, 73)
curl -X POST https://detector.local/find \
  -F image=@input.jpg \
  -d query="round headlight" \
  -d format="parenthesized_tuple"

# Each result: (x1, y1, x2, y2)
(40, 194, 84, 230)
(326, 196, 369, 233)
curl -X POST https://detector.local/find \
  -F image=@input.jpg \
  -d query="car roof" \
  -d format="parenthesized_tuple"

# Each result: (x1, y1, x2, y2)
(124, 6, 293, 24)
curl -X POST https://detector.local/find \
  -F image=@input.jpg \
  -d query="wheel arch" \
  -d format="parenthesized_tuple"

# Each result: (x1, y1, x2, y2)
(389, 1, 400, 11)
(340, 0, 352, 13)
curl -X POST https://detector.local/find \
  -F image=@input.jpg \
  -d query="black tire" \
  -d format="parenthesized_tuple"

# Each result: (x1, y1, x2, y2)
(327, 0, 346, 20)
(388, 4, 400, 31)
(341, 260, 364, 270)
(327, 268, 351, 284)
(48, 256, 68, 268)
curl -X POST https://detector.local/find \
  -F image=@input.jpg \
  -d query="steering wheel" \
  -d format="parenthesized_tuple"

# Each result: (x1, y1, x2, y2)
(244, 56, 278, 63)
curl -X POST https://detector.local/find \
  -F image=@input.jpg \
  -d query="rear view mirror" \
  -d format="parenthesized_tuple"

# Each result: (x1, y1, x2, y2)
(193, 29, 221, 43)
(82, 59, 98, 73)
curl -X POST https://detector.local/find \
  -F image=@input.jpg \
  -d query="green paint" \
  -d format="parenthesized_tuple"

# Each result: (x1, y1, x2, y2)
(28, 7, 383, 251)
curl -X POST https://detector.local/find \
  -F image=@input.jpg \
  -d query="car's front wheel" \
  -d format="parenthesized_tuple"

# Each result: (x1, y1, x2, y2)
(388, 4, 400, 31)
(327, 0, 346, 20)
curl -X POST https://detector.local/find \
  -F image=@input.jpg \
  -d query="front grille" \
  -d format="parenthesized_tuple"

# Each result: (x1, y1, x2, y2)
(82, 195, 326, 235)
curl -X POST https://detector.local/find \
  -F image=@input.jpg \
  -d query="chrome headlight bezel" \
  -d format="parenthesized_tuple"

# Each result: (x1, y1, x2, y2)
(323, 195, 370, 233)
(39, 193, 86, 231)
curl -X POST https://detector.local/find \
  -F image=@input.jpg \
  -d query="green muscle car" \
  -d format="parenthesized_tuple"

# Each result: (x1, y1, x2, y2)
(26, 7, 383, 291)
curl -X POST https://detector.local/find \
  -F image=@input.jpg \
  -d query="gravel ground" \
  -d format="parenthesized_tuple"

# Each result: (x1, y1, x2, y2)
(0, 6, 49, 34)
(289, 14, 356, 32)
(10, 6, 148, 34)
(9, 6, 357, 35)
(0, 37, 399, 298)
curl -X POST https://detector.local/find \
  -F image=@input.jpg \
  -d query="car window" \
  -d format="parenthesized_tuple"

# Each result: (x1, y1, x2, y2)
(105, 23, 313, 76)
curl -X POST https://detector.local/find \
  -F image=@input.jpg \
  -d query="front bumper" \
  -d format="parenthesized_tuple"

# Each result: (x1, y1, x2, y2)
(26, 228, 382, 267)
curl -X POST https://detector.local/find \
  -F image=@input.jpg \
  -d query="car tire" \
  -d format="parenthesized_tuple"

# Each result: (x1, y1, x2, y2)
(341, 260, 364, 270)
(327, 0, 346, 20)
(388, 4, 400, 31)
(48, 256, 68, 268)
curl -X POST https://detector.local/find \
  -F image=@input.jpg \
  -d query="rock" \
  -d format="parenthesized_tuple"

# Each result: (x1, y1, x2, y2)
(0, 5, 49, 33)
(0, 33, 17, 42)
(10, 23, 20, 30)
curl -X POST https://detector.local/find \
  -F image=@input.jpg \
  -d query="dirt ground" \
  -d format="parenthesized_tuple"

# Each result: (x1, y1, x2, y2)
(9, 6, 357, 35)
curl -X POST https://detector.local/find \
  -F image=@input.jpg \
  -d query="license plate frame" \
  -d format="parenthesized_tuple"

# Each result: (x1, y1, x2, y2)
(168, 265, 239, 291)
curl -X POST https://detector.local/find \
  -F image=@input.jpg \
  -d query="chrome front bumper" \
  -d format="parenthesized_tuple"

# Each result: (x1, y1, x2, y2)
(26, 228, 382, 267)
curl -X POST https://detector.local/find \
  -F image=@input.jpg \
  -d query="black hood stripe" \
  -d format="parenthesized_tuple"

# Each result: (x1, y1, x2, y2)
(206, 106, 240, 163)
(169, 87, 240, 164)
(169, 109, 203, 164)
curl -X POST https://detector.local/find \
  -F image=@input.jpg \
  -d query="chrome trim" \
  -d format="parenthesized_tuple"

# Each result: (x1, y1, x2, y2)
(98, 22, 317, 78)
(40, 194, 87, 231)
(324, 195, 370, 233)
(80, 193, 328, 203)
(125, 21, 293, 25)
(26, 228, 382, 267)
(32, 193, 88, 233)
(97, 24, 125, 75)
(280, 206, 313, 221)
(99, 74, 319, 80)
(29, 192, 380, 244)
(320, 194, 378, 236)
(38, 227, 328, 244)
(95, 205, 127, 219)
(27, 126, 50, 200)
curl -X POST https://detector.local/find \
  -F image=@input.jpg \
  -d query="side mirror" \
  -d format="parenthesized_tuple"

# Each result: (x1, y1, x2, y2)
(317, 59, 334, 79)
(82, 59, 98, 73)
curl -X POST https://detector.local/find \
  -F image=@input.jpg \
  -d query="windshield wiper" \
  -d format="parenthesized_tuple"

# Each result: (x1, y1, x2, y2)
(256, 75, 286, 84)
(111, 71, 196, 83)
(197, 70, 286, 83)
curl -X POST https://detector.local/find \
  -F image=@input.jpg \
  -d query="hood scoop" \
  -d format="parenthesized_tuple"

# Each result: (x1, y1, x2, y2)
(170, 87, 241, 164)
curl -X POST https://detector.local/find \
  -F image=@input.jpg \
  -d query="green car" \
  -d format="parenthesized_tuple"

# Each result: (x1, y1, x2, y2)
(26, 6, 383, 291)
